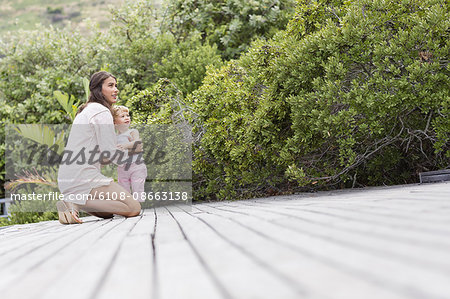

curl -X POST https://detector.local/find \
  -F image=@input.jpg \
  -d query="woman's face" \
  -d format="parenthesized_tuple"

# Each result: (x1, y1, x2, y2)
(101, 77, 119, 104)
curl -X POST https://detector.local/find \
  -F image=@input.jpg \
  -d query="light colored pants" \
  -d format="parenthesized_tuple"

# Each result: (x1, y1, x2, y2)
(118, 163, 147, 199)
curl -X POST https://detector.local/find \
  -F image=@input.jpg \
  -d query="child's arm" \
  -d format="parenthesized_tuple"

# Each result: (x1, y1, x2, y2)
(117, 129, 143, 153)
(130, 129, 140, 142)
(129, 129, 143, 153)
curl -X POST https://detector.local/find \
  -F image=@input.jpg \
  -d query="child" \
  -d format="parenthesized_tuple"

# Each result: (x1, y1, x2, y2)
(112, 105, 147, 201)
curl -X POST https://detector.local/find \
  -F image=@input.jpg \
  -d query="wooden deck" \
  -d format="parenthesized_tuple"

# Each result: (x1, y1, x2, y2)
(0, 182, 449, 299)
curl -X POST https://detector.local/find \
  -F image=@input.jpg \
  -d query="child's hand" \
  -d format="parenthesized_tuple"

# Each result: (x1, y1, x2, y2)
(117, 144, 126, 151)
(130, 140, 143, 153)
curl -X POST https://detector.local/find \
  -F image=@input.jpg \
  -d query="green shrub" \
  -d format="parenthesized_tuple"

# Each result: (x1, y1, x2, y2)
(286, 0, 346, 39)
(108, 2, 223, 96)
(0, 207, 58, 227)
(188, 61, 291, 200)
(0, 25, 106, 124)
(188, 0, 449, 199)
(0, 25, 107, 198)
(162, 0, 296, 59)
(281, 0, 449, 186)
(126, 78, 189, 124)
(153, 35, 223, 95)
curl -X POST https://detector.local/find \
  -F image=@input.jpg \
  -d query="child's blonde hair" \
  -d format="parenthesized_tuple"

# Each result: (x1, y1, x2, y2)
(112, 105, 129, 121)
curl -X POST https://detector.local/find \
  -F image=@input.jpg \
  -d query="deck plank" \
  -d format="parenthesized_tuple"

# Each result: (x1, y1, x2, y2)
(168, 204, 303, 299)
(231, 201, 450, 248)
(39, 216, 142, 299)
(149, 206, 227, 299)
(201, 199, 450, 298)
(0, 182, 448, 299)
(0, 220, 102, 272)
(0, 218, 123, 299)
(194, 203, 415, 299)
(95, 210, 156, 299)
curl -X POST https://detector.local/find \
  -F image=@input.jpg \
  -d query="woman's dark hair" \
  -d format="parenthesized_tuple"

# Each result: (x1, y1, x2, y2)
(77, 71, 116, 115)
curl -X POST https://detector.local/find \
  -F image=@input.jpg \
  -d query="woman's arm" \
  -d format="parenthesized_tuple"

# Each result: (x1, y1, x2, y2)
(91, 110, 129, 165)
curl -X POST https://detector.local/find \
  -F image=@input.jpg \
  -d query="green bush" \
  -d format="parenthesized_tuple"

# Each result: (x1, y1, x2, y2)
(126, 78, 187, 124)
(281, 0, 449, 186)
(153, 35, 223, 95)
(0, 25, 106, 124)
(187, 61, 288, 200)
(162, 0, 296, 59)
(0, 25, 107, 198)
(188, 0, 449, 199)
(0, 212, 58, 227)
(109, 32, 223, 97)
(108, 2, 224, 96)
(0, 206, 58, 227)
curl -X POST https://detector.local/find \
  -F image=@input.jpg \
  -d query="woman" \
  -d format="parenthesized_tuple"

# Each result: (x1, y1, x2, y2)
(57, 71, 141, 224)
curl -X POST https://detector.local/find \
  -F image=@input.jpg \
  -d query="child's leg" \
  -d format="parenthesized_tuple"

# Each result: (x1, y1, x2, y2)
(117, 166, 132, 193)
(130, 163, 148, 202)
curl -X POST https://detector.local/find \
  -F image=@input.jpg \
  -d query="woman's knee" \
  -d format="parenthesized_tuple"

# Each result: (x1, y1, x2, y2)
(126, 200, 141, 217)
(120, 194, 141, 217)
(126, 209, 141, 217)
(123, 208, 140, 217)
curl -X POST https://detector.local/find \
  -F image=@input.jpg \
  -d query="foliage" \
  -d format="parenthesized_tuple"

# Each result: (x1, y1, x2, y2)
(0, 210, 58, 227)
(0, 24, 99, 196)
(127, 78, 188, 124)
(188, 0, 449, 199)
(0, 25, 106, 124)
(281, 0, 449, 185)
(53, 91, 80, 121)
(1, 174, 60, 227)
(126, 78, 202, 143)
(162, 0, 296, 59)
(285, 0, 347, 38)
(108, 32, 223, 97)
(13, 124, 67, 155)
(153, 35, 224, 95)
(107, 1, 224, 96)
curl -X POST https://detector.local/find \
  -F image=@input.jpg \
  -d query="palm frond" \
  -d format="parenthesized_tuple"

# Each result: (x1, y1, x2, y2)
(5, 169, 57, 192)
